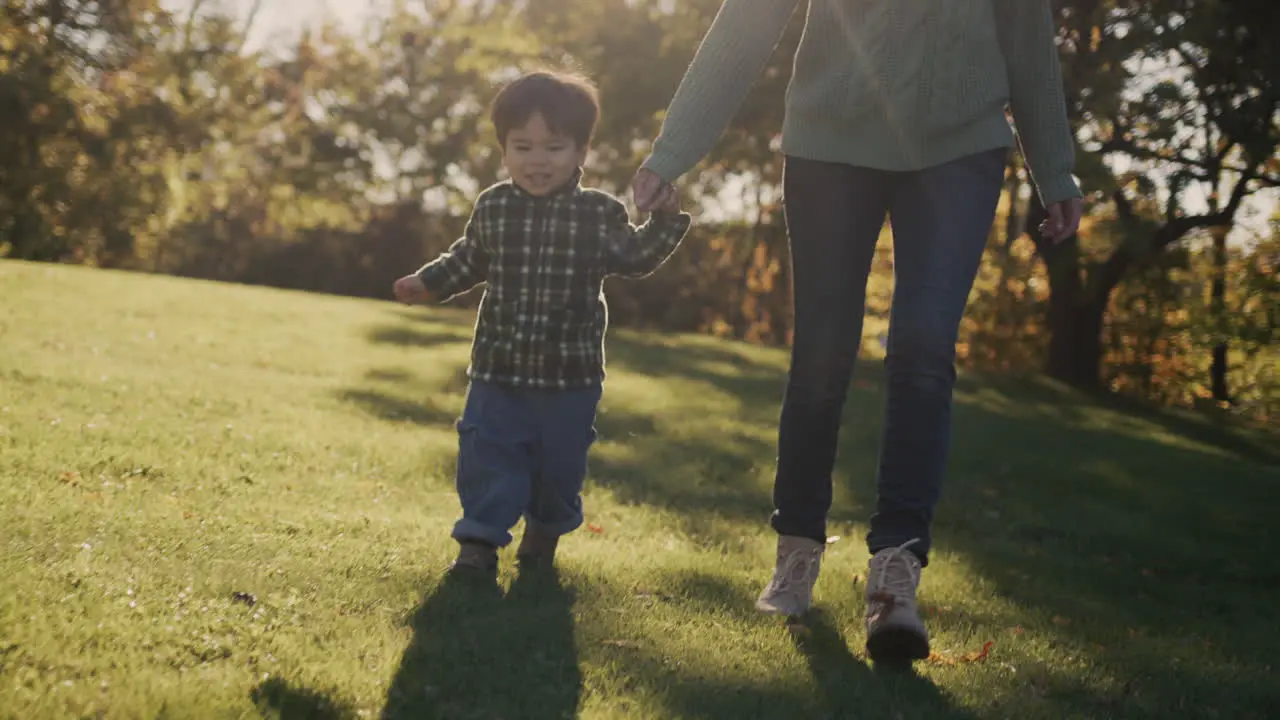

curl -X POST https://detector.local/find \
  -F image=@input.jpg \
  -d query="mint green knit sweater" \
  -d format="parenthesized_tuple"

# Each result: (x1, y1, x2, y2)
(643, 0, 1081, 204)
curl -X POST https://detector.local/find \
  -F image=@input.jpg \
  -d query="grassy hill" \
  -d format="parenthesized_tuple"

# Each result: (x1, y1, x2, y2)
(1, 260, 1276, 719)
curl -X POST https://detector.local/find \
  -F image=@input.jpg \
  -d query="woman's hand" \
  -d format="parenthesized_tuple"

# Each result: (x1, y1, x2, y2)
(632, 167, 678, 213)
(1040, 197, 1084, 244)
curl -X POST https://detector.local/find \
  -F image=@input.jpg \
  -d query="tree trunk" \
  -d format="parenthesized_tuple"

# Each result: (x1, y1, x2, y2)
(1211, 342, 1229, 400)
(1210, 226, 1230, 401)
(1030, 197, 1108, 388)
(1045, 288, 1107, 388)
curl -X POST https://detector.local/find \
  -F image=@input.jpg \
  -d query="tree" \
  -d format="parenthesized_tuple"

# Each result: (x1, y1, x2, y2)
(1032, 0, 1280, 389)
(0, 0, 176, 264)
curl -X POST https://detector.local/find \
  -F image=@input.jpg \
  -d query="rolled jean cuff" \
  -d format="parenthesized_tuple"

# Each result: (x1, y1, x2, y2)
(866, 534, 931, 567)
(452, 518, 512, 548)
(523, 512, 583, 538)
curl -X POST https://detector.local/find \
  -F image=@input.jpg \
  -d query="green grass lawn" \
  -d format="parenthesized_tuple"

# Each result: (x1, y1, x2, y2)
(1, 260, 1277, 719)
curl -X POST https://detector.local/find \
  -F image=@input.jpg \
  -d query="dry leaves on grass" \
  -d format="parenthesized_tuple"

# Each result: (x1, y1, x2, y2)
(586, 523, 604, 534)
(602, 639, 640, 649)
(927, 641, 993, 666)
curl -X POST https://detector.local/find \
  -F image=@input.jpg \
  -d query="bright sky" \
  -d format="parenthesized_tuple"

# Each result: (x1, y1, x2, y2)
(162, 0, 374, 49)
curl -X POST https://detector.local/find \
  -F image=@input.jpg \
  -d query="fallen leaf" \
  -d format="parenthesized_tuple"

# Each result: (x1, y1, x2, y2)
(182, 511, 195, 520)
(962, 641, 994, 663)
(1052, 615, 1072, 626)
(586, 523, 604, 534)
(926, 651, 956, 666)
(1012, 626, 1025, 635)
(928, 641, 993, 666)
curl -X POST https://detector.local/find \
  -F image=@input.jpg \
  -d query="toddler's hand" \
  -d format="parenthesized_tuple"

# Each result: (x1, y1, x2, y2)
(393, 274, 431, 304)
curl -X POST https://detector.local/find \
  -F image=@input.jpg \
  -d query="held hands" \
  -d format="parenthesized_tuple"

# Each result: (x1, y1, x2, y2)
(1040, 197, 1084, 244)
(392, 274, 432, 305)
(631, 168, 680, 213)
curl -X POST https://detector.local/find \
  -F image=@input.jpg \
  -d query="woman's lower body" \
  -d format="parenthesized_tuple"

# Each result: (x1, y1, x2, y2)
(756, 148, 1007, 663)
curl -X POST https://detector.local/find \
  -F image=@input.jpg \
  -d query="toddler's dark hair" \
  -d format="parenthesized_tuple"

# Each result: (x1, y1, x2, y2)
(491, 70, 600, 148)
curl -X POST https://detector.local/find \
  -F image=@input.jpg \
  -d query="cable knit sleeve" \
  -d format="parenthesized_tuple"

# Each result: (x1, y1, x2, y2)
(641, 0, 801, 183)
(995, 0, 1082, 204)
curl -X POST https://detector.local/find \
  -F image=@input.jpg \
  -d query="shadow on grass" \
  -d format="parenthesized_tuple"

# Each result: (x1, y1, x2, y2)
(584, 570, 975, 720)
(251, 676, 356, 720)
(336, 388, 459, 426)
(381, 568, 580, 720)
(887, 383, 1280, 716)
(359, 305, 1280, 715)
(336, 366, 469, 427)
(367, 325, 472, 349)
(957, 372, 1279, 466)
(794, 611, 973, 720)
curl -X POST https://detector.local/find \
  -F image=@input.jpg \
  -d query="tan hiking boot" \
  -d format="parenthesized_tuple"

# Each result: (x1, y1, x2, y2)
(755, 535, 825, 617)
(864, 539, 929, 663)
(449, 541, 498, 573)
(515, 522, 559, 566)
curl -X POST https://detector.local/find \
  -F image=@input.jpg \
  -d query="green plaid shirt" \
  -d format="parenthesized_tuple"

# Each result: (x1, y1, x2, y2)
(416, 173, 691, 389)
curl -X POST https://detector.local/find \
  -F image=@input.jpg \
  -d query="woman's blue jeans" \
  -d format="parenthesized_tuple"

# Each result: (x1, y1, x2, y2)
(771, 148, 1008, 566)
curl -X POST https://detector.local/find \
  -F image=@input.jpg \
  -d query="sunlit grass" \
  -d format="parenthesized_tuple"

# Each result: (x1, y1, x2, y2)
(1, 260, 1276, 719)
